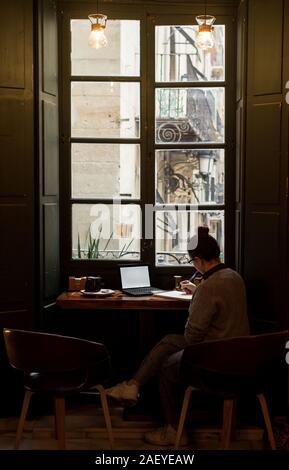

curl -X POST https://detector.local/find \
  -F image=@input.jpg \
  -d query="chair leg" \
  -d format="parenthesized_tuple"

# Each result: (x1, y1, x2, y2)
(53, 397, 58, 440)
(174, 386, 194, 450)
(15, 390, 33, 450)
(54, 396, 66, 450)
(257, 393, 276, 450)
(230, 399, 237, 441)
(96, 384, 114, 449)
(221, 399, 236, 450)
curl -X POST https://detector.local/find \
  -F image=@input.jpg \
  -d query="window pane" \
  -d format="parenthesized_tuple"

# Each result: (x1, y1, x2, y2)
(155, 87, 224, 143)
(72, 144, 140, 199)
(155, 25, 225, 82)
(156, 149, 224, 205)
(71, 82, 140, 138)
(71, 20, 140, 76)
(72, 204, 141, 260)
(155, 210, 224, 265)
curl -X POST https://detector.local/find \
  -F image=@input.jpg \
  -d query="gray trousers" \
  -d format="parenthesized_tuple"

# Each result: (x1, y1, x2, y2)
(133, 334, 188, 425)
(158, 349, 186, 425)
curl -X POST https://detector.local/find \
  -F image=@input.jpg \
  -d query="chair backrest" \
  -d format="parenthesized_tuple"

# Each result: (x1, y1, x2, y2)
(181, 331, 289, 380)
(3, 329, 109, 373)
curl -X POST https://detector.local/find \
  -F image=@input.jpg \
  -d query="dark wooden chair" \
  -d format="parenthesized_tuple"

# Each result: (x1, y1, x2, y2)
(175, 331, 289, 450)
(3, 328, 114, 450)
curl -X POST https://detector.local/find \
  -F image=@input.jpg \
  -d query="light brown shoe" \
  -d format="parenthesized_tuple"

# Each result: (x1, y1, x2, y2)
(105, 381, 139, 406)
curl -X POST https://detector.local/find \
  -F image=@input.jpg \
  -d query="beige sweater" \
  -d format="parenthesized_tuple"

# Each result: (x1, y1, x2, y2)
(184, 268, 250, 344)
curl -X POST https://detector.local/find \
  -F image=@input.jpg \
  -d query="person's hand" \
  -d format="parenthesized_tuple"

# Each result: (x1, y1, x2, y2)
(180, 280, 197, 294)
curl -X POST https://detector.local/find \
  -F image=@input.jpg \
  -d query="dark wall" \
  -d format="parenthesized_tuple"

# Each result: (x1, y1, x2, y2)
(237, 0, 289, 332)
(0, 0, 60, 413)
(0, 0, 60, 330)
(0, 0, 35, 415)
(0, 1, 35, 328)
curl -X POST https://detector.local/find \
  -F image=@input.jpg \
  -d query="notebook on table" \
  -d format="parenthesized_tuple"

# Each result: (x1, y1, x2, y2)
(153, 290, 192, 301)
(119, 265, 163, 296)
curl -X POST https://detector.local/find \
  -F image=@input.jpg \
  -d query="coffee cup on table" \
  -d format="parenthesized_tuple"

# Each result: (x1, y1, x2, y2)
(85, 276, 103, 292)
(174, 275, 182, 291)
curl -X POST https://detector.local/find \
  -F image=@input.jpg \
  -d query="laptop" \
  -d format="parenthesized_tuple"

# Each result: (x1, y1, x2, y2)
(119, 265, 163, 296)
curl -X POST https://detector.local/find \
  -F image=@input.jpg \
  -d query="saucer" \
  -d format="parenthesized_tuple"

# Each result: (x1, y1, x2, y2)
(80, 289, 115, 298)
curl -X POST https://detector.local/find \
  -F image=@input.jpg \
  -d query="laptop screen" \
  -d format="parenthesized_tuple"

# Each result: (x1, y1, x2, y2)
(120, 265, 151, 289)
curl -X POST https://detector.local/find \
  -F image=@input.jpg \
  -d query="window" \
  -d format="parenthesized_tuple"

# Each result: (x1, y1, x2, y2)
(61, 5, 234, 269)
(154, 24, 225, 265)
(70, 19, 141, 261)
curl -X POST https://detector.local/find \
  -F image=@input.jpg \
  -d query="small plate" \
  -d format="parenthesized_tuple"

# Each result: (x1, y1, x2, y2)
(80, 289, 115, 298)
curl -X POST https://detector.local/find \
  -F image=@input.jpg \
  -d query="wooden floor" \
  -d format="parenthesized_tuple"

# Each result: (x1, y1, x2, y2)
(0, 401, 265, 450)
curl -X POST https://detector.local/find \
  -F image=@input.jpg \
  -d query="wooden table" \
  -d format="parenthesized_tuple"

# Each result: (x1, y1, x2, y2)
(56, 291, 190, 350)
(56, 291, 190, 311)
(55, 291, 190, 384)
(55, 292, 191, 419)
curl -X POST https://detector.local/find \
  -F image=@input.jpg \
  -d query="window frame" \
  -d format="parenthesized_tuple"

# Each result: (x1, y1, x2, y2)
(59, 2, 237, 279)
(147, 14, 234, 268)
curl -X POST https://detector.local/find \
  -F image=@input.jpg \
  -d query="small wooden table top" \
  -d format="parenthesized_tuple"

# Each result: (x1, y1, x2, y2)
(56, 291, 190, 310)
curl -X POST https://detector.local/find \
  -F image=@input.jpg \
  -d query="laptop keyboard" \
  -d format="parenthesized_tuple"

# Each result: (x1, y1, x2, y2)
(123, 287, 154, 296)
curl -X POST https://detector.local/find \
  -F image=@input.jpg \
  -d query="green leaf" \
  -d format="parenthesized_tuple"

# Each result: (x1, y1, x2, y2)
(103, 232, 113, 252)
(119, 238, 134, 258)
(77, 233, 81, 259)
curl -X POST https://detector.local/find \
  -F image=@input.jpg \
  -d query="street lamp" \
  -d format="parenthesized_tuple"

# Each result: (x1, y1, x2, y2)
(197, 150, 214, 202)
(198, 150, 213, 177)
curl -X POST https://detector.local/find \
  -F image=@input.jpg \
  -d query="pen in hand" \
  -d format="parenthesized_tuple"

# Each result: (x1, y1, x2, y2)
(180, 280, 196, 294)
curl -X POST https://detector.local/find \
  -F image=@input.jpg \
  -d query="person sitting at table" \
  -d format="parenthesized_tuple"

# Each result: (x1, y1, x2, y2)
(105, 226, 250, 445)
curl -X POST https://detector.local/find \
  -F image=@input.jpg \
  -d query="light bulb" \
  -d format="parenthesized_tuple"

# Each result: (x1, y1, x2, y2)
(195, 29, 214, 50)
(88, 27, 108, 49)
(195, 15, 215, 51)
(88, 14, 108, 49)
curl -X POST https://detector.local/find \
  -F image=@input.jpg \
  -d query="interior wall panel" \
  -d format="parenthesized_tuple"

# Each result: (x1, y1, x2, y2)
(43, 100, 59, 196)
(235, 210, 241, 271)
(251, 0, 283, 95)
(43, 0, 58, 95)
(244, 211, 280, 320)
(0, 1, 25, 89)
(0, 0, 35, 335)
(0, 93, 27, 195)
(235, 0, 247, 273)
(236, 0, 246, 103)
(43, 203, 59, 298)
(38, 0, 60, 312)
(246, 102, 282, 204)
(242, 0, 288, 333)
(0, 204, 33, 304)
(235, 105, 243, 204)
